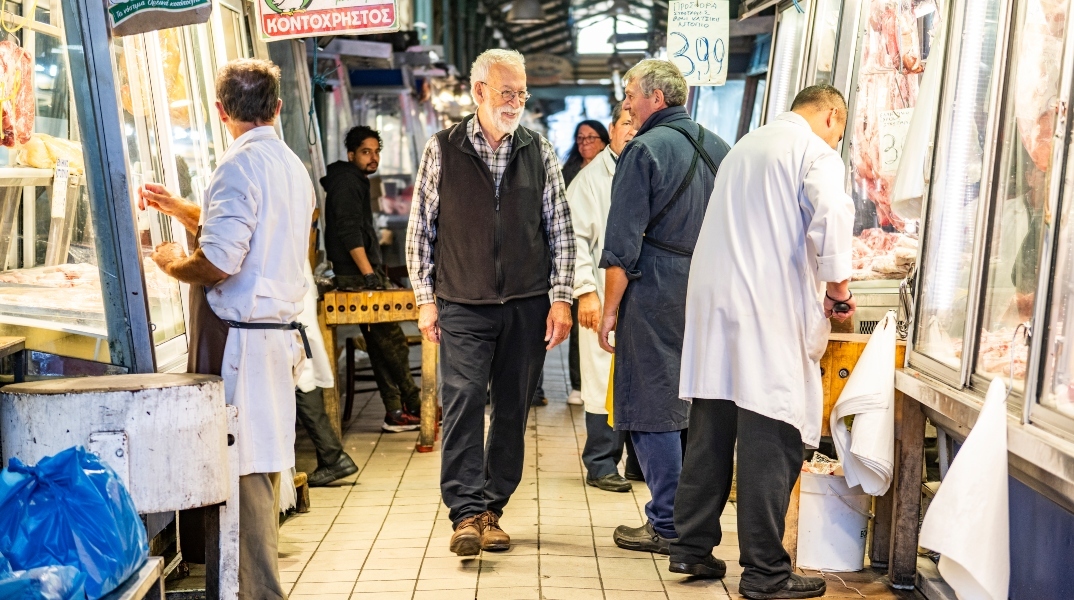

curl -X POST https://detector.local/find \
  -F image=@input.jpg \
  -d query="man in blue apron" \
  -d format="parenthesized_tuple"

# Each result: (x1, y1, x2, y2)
(598, 59, 730, 556)
(140, 58, 315, 600)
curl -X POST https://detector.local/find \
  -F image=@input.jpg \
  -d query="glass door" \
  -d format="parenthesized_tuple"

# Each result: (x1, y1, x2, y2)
(974, 0, 1073, 402)
(763, 1, 809, 123)
(803, 0, 843, 87)
(911, 0, 1008, 382)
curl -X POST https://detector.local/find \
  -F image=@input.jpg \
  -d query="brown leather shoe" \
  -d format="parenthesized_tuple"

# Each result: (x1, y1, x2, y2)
(449, 515, 483, 556)
(479, 511, 510, 551)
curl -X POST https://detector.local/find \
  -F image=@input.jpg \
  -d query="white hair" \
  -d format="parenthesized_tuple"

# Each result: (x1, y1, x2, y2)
(622, 59, 688, 107)
(470, 49, 526, 100)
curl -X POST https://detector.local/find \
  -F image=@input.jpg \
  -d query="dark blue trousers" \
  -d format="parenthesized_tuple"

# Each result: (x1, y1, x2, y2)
(630, 429, 685, 538)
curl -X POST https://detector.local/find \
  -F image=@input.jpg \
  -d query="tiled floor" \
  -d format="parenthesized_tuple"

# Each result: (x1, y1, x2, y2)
(286, 344, 921, 600)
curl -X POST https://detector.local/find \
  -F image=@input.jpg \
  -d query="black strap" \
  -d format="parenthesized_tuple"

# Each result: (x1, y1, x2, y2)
(642, 124, 719, 257)
(222, 320, 313, 359)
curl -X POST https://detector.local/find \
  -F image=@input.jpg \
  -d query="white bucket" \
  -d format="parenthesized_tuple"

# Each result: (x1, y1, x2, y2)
(796, 471, 872, 572)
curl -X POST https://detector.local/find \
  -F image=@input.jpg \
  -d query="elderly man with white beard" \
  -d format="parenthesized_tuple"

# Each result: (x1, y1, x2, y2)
(407, 49, 575, 556)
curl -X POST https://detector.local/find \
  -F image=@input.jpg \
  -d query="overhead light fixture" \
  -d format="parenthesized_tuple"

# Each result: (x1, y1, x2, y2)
(507, 0, 546, 24)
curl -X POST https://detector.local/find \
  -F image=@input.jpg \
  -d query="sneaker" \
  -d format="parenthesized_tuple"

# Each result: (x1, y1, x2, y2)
(307, 453, 359, 487)
(382, 409, 421, 433)
(739, 574, 826, 599)
(449, 515, 483, 556)
(669, 554, 726, 579)
(479, 511, 511, 551)
(613, 521, 676, 555)
(567, 390, 583, 405)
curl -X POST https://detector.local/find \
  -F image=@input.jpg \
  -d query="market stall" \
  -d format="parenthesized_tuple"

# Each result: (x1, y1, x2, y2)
(893, 0, 1074, 596)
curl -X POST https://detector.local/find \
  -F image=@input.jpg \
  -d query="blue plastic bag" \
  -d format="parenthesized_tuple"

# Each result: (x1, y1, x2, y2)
(0, 447, 148, 599)
(0, 557, 87, 600)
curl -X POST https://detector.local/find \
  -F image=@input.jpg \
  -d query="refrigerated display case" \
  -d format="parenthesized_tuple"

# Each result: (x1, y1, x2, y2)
(761, 0, 862, 125)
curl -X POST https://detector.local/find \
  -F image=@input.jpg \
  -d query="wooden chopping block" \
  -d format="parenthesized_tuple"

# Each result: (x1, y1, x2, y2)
(782, 333, 907, 569)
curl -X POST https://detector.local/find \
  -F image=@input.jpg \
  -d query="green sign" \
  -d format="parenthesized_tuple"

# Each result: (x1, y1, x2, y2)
(109, 0, 211, 27)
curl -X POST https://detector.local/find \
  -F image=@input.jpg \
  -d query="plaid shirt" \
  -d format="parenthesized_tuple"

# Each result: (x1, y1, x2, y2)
(406, 115, 575, 306)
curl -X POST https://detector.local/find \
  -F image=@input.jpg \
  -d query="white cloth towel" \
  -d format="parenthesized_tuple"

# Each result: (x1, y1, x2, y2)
(830, 311, 896, 496)
(919, 378, 1010, 600)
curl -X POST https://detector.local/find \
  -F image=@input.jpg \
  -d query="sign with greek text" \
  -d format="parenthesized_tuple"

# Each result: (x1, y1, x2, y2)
(667, 0, 730, 86)
(255, 0, 399, 41)
(108, 0, 211, 37)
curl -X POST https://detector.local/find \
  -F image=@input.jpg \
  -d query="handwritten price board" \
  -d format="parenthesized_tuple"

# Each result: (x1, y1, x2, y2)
(667, 0, 730, 86)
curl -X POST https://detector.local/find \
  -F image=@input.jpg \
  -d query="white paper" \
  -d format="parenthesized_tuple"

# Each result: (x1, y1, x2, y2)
(830, 311, 896, 496)
(879, 108, 914, 176)
(49, 159, 70, 219)
(919, 377, 1010, 600)
(667, 0, 730, 86)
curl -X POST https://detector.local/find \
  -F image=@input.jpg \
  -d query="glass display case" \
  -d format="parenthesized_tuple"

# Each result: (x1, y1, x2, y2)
(764, 2, 809, 123)
(803, 0, 844, 87)
(844, 0, 943, 283)
(976, 0, 1071, 392)
(911, 0, 1006, 376)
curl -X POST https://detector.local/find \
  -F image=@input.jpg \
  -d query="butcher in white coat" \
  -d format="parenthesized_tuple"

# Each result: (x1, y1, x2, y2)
(568, 102, 636, 493)
(669, 85, 856, 600)
(139, 59, 314, 600)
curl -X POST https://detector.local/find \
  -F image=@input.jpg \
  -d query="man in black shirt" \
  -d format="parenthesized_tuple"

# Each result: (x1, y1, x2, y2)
(322, 126, 422, 432)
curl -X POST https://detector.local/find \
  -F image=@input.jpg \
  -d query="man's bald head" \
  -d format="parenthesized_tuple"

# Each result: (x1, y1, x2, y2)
(791, 85, 848, 149)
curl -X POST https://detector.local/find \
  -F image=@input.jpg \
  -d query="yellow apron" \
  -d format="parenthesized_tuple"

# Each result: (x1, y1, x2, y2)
(605, 360, 614, 427)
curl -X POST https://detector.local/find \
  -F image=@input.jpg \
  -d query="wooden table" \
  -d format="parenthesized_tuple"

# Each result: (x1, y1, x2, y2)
(0, 336, 25, 382)
(320, 290, 438, 452)
(782, 333, 907, 572)
(102, 556, 164, 600)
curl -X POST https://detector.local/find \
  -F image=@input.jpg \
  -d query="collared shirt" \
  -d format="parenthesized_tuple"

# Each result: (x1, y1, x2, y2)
(406, 114, 575, 305)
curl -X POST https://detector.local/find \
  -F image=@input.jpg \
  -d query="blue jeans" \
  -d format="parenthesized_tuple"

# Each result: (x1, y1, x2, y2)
(630, 430, 684, 539)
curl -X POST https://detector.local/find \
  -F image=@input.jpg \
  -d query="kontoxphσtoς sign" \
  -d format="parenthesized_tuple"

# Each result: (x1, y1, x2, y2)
(255, 0, 399, 41)
(667, 0, 730, 86)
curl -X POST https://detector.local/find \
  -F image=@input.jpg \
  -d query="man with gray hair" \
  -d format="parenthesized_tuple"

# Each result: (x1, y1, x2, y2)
(598, 58, 730, 555)
(407, 48, 575, 556)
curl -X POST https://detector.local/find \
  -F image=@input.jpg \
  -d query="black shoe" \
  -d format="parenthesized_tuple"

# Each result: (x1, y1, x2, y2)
(382, 409, 421, 432)
(586, 473, 632, 493)
(307, 454, 359, 487)
(669, 555, 726, 579)
(531, 396, 549, 406)
(624, 469, 645, 482)
(739, 574, 826, 599)
(613, 522, 676, 555)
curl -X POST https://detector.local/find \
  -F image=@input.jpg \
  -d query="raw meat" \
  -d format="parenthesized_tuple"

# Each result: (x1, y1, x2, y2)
(18, 133, 85, 174)
(850, 1, 936, 230)
(0, 40, 34, 148)
(1015, 0, 1069, 173)
(852, 228, 918, 280)
(975, 327, 1029, 379)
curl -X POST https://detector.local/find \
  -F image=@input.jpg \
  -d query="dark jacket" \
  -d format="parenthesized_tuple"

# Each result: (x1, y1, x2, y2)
(600, 105, 731, 432)
(321, 160, 382, 277)
(432, 115, 551, 305)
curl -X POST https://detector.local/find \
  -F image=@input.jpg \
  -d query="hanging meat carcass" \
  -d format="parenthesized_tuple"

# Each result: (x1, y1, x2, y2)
(850, 1, 935, 231)
(0, 40, 35, 148)
(1016, 0, 1069, 173)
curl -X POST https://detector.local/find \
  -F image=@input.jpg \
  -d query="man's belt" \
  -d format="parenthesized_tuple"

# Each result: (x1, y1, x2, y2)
(221, 320, 313, 359)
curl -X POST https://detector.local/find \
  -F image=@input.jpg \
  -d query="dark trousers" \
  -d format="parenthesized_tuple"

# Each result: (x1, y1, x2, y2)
(569, 303, 581, 391)
(296, 387, 344, 469)
(582, 411, 627, 479)
(360, 321, 420, 413)
(439, 295, 548, 526)
(671, 400, 804, 592)
(631, 430, 684, 539)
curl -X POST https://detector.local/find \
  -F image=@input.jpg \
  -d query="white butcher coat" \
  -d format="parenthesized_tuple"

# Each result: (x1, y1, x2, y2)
(200, 126, 316, 475)
(297, 260, 335, 393)
(567, 146, 617, 414)
(680, 112, 854, 447)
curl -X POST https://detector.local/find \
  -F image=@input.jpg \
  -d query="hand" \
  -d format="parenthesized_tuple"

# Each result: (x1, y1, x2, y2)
(545, 301, 572, 350)
(577, 292, 602, 332)
(598, 313, 617, 354)
(150, 242, 187, 272)
(139, 183, 185, 216)
(824, 291, 857, 322)
(362, 272, 385, 290)
(418, 303, 440, 344)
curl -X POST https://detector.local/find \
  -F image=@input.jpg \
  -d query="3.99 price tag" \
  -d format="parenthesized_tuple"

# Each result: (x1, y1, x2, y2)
(667, 0, 730, 86)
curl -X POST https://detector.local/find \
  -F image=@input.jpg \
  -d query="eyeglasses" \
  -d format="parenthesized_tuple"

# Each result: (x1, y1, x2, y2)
(480, 82, 530, 103)
(576, 135, 603, 145)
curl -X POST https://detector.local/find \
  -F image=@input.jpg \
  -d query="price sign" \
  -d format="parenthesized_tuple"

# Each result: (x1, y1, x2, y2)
(879, 108, 913, 176)
(667, 0, 730, 86)
(50, 160, 70, 220)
